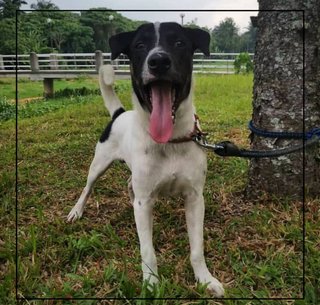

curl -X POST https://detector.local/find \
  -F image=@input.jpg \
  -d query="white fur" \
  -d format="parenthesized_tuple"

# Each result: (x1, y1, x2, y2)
(141, 22, 165, 85)
(141, 47, 167, 85)
(67, 65, 224, 297)
(98, 65, 123, 116)
(154, 22, 160, 46)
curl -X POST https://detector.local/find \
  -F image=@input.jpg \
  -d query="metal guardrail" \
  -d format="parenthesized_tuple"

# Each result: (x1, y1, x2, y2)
(0, 51, 254, 78)
(0, 51, 253, 97)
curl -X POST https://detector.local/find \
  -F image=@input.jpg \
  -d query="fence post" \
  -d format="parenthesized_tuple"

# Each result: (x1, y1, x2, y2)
(30, 52, 39, 72)
(95, 50, 103, 72)
(49, 53, 58, 70)
(43, 78, 54, 98)
(0, 55, 4, 70)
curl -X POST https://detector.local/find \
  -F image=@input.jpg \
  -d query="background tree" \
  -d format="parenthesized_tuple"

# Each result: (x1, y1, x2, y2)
(61, 20, 94, 53)
(185, 18, 199, 28)
(80, 9, 146, 52)
(0, 9, 256, 55)
(30, 0, 59, 10)
(247, 1, 320, 197)
(16, 11, 94, 53)
(0, 0, 27, 54)
(239, 22, 256, 53)
(0, 0, 26, 18)
(18, 29, 46, 53)
(0, 18, 16, 53)
(212, 17, 240, 52)
(211, 18, 256, 53)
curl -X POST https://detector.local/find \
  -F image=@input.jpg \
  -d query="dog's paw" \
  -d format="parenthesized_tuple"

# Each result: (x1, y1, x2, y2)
(205, 277, 225, 297)
(197, 275, 224, 297)
(100, 65, 115, 86)
(143, 274, 159, 291)
(67, 205, 84, 222)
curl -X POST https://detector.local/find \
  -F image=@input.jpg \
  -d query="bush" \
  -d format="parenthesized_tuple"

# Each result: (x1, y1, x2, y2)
(114, 82, 131, 94)
(0, 98, 15, 121)
(234, 52, 254, 74)
(53, 87, 100, 98)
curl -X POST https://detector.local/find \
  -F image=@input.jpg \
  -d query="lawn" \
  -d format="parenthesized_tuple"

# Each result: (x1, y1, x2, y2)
(0, 75, 319, 304)
(0, 76, 99, 100)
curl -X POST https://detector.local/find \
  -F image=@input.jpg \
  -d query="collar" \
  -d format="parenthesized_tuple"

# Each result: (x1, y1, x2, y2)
(168, 114, 208, 144)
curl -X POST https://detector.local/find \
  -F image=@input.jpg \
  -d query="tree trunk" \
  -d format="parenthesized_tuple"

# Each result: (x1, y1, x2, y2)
(247, 0, 320, 198)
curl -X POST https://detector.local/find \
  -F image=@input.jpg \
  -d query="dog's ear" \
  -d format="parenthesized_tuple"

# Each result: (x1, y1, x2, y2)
(184, 28, 210, 56)
(109, 31, 136, 60)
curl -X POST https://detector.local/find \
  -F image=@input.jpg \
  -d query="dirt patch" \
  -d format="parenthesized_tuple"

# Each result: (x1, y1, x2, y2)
(9, 96, 43, 104)
(19, 97, 43, 103)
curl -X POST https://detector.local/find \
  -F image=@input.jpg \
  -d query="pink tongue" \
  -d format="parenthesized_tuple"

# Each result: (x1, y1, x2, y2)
(149, 82, 173, 143)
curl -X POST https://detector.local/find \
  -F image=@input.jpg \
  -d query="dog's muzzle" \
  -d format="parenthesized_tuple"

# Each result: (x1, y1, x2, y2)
(147, 52, 171, 76)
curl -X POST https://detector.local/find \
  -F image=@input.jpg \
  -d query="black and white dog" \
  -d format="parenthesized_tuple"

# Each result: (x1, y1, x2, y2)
(68, 22, 224, 296)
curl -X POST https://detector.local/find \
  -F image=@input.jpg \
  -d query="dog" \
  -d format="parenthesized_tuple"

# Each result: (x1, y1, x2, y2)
(67, 22, 224, 297)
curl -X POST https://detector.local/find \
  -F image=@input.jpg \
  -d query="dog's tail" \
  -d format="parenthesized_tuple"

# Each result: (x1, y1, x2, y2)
(99, 65, 125, 117)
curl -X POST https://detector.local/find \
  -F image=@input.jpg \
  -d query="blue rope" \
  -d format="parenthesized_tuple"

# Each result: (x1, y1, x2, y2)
(248, 120, 320, 140)
(307, 128, 320, 140)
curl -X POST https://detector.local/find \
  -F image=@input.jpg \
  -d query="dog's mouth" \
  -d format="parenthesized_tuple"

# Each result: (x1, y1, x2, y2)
(143, 80, 180, 143)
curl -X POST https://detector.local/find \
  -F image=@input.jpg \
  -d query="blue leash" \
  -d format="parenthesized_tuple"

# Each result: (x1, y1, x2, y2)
(248, 120, 320, 141)
(193, 121, 320, 158)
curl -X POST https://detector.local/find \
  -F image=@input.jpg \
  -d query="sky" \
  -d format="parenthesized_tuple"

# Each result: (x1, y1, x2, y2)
(21, 0, 259, 33)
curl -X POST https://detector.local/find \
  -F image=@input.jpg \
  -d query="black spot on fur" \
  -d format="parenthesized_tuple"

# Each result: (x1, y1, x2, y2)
(112, 107, 126, 120)
(99, 107, 125, 143)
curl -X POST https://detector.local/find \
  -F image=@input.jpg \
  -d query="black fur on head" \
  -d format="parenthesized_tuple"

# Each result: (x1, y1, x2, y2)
(109, 22, 210, 112)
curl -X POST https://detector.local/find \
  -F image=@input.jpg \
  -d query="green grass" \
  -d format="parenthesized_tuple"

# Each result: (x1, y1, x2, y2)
(0, 74, 319, 304)
(0, 76, 99, 100)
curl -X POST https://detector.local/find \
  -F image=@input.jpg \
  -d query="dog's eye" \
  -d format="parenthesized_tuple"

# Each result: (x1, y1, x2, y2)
(135, 42, 146, 50)
(174, 40, 185, 48)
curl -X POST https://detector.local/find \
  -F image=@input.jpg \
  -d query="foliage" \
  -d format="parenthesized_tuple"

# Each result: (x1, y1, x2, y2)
(18, 29, 47, 53)
(30, 0, 59, 10)
(0, 0, 26, 18)
(17, 11, 95, 53)
(8, 8, 147, 54)
(80, 9, 146, 52)
(213, 17, 240, 53)
(240, 22, 257, 52)
(53, 86, 100, 98)
(0, 18, 16, 54)
(212, 18, 256, 53)
(234, 52, 254, 74)
(0, 3, 256, 55)
(0, 97, 15, 120)
(184, 17, 256, 54)
(60, 21, 94, 53)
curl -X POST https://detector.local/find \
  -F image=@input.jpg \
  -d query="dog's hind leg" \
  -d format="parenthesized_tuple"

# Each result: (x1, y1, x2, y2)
(67, 142, 116, 222)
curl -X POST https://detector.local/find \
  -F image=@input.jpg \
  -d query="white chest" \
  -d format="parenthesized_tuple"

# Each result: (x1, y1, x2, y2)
(131, 142, 207, 199)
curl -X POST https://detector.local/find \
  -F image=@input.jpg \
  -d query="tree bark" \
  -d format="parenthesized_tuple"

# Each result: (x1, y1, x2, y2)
(247, 0, 320, 198)
(303, 1, 320, 197)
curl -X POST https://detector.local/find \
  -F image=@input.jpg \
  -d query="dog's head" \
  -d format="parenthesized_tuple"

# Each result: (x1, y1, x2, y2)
(109, 22, 210, 143)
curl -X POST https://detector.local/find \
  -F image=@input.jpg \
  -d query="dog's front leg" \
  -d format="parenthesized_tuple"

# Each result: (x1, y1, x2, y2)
(67, 143, 115, 222)
(133, 197, 158, 287)
(185, 194, 224, 297)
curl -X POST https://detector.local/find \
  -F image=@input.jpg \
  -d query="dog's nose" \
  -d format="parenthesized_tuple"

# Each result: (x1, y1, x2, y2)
(148, 52, 171, 74)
